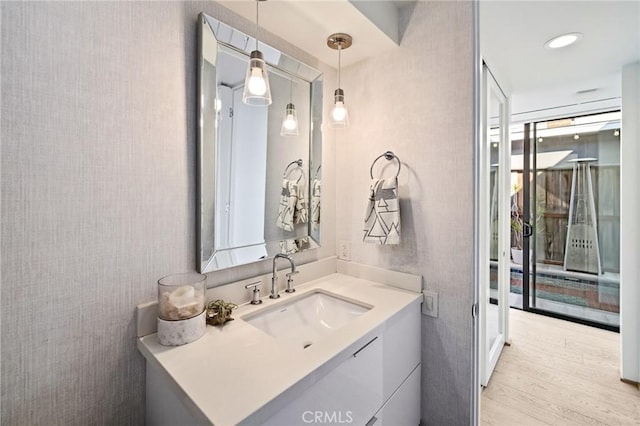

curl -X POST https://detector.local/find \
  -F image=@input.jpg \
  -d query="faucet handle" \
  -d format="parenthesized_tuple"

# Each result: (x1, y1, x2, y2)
(245, 281, 263, 305)
(285, 271, 299, 293)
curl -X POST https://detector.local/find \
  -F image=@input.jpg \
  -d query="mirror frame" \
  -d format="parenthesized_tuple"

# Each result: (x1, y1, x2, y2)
(197, 12, 323, 273)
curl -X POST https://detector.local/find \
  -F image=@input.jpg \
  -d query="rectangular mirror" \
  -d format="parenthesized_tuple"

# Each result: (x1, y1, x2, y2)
(197, 13, 323, 273)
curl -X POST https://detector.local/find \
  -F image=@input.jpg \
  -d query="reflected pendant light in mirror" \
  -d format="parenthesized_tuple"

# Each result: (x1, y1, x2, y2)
(243, 0, 272, 106)
(327, 33, 352, 128)
(281, 80, 299, 136)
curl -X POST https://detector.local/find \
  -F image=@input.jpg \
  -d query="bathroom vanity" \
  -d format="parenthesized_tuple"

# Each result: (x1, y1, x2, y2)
(155, 11, 426, 424)
(137, 267, 422, 425)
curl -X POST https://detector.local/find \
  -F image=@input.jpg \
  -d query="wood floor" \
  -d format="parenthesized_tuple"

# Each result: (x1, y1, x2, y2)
(481, 308, 640, 425)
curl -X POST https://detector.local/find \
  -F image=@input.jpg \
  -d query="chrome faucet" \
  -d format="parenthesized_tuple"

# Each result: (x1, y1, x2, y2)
(271, 254, 298, 298)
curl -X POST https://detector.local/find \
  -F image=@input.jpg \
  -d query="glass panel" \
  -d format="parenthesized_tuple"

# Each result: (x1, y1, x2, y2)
(508, 122, 528, 310)
(487, 92, 501, 351)
(515, 112, 620, 326)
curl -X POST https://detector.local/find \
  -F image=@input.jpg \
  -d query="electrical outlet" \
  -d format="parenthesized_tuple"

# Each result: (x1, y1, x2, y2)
(338, 240, 351, 261)
(422, 290, 438, 318)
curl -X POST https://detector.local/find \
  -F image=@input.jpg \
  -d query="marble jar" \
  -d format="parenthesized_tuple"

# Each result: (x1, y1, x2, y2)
(157, 272, 207, 346)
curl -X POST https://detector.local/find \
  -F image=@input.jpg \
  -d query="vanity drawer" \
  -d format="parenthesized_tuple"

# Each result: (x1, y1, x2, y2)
(382, 299, 421, 401)
(259, 300, 421, 426)
(261, 334, 384, 426)
(369, 363, 421, 426)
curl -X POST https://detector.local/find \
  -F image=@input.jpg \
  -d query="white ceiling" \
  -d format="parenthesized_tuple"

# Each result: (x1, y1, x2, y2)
(216, 1, 639, 116)
(217, 0, 405, 68)
(480, 1, 640, 115)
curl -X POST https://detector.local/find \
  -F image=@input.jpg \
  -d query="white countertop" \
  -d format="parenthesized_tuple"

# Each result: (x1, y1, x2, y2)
(137, 272, 422, 426)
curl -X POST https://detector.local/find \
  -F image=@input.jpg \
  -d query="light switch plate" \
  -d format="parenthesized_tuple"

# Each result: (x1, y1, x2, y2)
(338, 240, 351, 261)
(422, 290, 438, 318)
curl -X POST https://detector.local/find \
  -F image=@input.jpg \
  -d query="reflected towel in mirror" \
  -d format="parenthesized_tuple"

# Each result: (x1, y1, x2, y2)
(279, 239, 298, 254)
(311, 179, 321, 231)
(276, 179, 308, 231)
(279, 237, 310, 254)
(294, 188, 308, 225)
(363, 178, 401, 245)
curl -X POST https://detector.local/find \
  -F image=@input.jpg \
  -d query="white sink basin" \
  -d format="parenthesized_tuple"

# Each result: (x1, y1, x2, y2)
(244, 290, 371, 349)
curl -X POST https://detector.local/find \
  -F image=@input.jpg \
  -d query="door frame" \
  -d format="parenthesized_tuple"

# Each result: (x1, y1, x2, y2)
(479, 62, 511, 387)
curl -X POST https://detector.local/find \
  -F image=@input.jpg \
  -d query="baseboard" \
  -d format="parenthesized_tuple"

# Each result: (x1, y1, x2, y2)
(620, 377, 640, 389)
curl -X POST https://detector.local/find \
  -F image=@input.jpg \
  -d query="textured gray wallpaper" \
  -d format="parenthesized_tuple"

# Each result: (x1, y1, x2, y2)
(2, 3, 191, 423)
(336, 2, 475, 424)
(2, 0, 473, 424)
(1, 1, 336, 424)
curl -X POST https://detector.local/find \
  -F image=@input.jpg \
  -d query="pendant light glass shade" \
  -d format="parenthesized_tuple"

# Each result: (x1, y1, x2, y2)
(327, 33, 352, 129)
(242, 1, 271, 106)
(243, 50, 272, 106)
(280, 103, 299, 136)
(330, 88, 349, 128)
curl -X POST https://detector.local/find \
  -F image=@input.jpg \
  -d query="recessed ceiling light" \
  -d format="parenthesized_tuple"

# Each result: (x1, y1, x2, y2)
(544, 32, 583, 49)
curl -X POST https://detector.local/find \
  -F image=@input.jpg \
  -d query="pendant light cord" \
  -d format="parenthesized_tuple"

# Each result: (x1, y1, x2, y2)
(255, 0, 259, 51)
(337, 44, 342, 88)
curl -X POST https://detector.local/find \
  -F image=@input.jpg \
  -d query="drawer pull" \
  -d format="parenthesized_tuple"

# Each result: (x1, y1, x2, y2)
(353, 336, 378, 358)
(365, 416, 378, 426)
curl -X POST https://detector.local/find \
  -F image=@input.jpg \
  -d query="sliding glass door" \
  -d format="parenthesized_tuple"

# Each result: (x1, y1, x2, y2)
(511, 111, 620, 330)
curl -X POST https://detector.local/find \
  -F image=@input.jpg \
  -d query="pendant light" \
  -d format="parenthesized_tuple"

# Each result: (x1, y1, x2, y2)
(327, 33, 352, 128)
(242, 0, 272, 106)
(280, 79, 299, 136)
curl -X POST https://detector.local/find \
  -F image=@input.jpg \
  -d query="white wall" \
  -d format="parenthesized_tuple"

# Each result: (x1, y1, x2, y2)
(1, 1, 479, 423)
(336, 2, 475, 424)
(0, 2, 336, 423)
(620, 61, 640, 382)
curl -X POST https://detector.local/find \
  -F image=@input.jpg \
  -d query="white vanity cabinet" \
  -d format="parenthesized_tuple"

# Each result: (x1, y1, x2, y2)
(254, 300, 421, 426)
(139, 271, 424, 426)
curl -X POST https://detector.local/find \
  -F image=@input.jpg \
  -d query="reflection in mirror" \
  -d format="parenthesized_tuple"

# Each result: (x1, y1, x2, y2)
(197, 13, 323, 273)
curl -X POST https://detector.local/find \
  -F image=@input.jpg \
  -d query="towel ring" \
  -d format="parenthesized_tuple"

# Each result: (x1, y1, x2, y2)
(369, 151, 401, 179)
(284, 159, 304, 183)
(283, 159, 302, 177)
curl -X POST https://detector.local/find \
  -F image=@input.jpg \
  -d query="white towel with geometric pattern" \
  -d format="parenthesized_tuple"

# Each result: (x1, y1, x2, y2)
(311, 179, 321, 231)
(363, 177, 400, 244)
(276, 179, 298, 232)
(276, 179, 308, 232)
